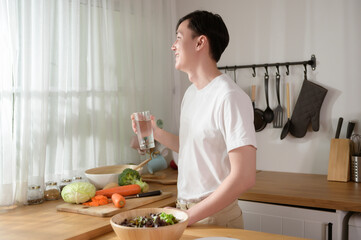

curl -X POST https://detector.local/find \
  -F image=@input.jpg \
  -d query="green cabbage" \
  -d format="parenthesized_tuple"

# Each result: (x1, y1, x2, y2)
(61, 182, 96, 204)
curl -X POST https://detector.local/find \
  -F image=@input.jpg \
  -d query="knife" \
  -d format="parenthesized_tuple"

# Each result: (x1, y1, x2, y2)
(335, 117, 343, 138)
(346, 121, 355, 139)
(125, 190, 162, 199)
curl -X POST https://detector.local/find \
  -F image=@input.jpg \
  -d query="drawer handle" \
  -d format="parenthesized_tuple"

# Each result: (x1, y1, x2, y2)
(328, 222, 333, 240)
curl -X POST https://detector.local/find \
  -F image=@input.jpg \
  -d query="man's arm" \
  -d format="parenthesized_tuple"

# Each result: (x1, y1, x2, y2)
(185, 145, 256, 225)
(152, 122, 180, 153)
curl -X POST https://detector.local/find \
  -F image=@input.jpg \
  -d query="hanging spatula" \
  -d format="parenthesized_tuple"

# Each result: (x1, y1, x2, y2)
(273, 72, 284, 128)
(280, 83, 291, 140)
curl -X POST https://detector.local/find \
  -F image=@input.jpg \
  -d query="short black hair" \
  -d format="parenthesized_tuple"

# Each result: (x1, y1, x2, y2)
(176, 10, 229, 62)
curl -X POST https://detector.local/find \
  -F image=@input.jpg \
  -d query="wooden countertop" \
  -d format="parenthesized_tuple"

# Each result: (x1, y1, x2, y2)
(1, 169, 360, 240)
(239, 171, 361, 212)
(0, 169, 178, 240)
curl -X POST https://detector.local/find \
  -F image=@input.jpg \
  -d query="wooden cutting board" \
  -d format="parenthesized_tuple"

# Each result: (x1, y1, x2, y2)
(56, 192, 173, 217)
(141, 178, 177, 185)
(141, 168, 178, 185)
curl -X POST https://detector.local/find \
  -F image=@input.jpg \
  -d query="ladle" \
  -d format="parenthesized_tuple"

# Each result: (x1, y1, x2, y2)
(133, 149, 158, 170)
(263, 72, 274, 123)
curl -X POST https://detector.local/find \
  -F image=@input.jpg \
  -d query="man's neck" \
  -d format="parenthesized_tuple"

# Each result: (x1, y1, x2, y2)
(188, 61, 222, 90)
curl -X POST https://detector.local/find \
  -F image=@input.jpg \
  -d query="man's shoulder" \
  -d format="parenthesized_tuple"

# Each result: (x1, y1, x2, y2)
(214, 74, 248, 98)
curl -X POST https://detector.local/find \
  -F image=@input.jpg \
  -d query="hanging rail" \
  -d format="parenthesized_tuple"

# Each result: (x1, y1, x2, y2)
(218, 54, 316, 76)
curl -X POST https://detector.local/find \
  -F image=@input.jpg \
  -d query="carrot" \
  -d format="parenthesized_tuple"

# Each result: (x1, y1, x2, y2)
(112, 193, 126, 208)
(92, 195, 109, 205)
(82, 194, 110, 207)
(95, 184, 141, 198)
(83, 201, 99, 207)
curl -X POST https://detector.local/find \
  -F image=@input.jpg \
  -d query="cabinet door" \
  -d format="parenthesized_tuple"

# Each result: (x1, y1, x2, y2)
(238, 200, 341, 240)
(304, 220, 325, 239)
(283, 217, 304, 238)
(242, 212, 260, 231)
(260, 214, 282, 235)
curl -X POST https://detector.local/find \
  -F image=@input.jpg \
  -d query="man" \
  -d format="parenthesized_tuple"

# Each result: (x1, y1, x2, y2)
(132, 10, 257, 228)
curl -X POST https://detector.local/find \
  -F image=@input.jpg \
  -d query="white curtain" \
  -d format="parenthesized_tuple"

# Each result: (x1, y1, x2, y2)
(0, 0, 175, 207)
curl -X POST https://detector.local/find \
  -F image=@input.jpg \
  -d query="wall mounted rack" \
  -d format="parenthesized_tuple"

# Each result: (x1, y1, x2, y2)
(218, 54, 316, 77)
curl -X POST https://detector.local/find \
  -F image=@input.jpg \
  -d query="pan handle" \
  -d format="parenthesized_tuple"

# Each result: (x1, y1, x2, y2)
(251, 85, 256, 102)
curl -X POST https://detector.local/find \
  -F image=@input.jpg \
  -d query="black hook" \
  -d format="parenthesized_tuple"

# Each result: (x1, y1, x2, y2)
(304, 64, 307, 80)
(264, 66, 269, 81)
(276, 65, 280, 76)
(285, 64, 290, 75)
(264, 65, 268, 76)
(252, 66, 256, 77)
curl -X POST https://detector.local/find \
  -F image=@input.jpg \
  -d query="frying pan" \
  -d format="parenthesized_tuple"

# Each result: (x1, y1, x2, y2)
(251, 85, 267, 132)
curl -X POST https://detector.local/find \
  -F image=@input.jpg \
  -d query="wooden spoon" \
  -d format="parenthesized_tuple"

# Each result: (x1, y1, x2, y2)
(134, 155, 152, 171)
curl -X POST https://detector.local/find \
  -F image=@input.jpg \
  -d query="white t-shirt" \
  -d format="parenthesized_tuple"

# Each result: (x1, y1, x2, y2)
(177, 74, 257, 202)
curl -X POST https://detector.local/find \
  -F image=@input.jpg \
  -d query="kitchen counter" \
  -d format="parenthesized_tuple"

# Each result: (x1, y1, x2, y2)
(1, 169, 360, 239)
(240, 171, 361, 212)
(0, 170, 178, 240)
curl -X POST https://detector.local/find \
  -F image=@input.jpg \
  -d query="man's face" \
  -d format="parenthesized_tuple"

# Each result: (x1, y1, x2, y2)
(171, 20, 198, 71)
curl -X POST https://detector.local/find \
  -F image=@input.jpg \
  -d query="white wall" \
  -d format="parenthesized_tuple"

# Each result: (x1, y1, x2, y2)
(173, 0, 361, 174)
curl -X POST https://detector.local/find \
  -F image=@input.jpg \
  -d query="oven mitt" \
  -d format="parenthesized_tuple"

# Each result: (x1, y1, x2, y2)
(289, 79, 328, 138)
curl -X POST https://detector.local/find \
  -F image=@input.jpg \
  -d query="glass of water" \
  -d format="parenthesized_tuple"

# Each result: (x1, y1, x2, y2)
(134, 110, 155, 150)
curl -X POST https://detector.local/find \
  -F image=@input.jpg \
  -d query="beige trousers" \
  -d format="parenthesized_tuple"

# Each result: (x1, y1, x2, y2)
(176, 199, 244, 229)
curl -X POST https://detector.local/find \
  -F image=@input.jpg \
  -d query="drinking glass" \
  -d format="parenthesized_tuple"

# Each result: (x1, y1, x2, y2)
(134, 111, 155, 150)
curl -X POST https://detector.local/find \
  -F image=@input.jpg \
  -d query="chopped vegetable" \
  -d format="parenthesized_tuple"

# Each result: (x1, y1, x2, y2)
(82, 201, 99, 207)
(118, 168, 149, 193)
(82, 195, 110, 206)
(95, 184, 141, 197)
(111, 193, 126, 208)
(61, 182, 96, 204)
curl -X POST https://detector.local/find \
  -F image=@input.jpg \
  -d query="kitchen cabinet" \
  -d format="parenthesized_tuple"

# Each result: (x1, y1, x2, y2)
(239, 171, 361, 240)
(238, 200, 346, 240)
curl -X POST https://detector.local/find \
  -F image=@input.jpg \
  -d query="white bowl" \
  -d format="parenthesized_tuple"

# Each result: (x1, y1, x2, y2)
(84, 164, 140, 189)
(110, 208, 189, 240)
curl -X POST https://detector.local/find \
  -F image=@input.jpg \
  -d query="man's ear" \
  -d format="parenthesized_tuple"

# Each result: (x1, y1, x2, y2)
(196, 35, 207, 50)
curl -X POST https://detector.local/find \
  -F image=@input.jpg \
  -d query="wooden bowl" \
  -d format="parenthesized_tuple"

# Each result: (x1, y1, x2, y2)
(110, 208, 189, 240)
(84, 164, 140, 189)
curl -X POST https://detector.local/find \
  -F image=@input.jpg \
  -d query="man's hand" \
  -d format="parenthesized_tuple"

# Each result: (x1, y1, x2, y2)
(130, 114, 158, 134)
